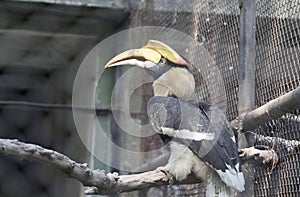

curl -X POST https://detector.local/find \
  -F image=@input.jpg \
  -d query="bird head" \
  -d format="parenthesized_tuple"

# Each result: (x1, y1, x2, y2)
(105, 40, 195, 100)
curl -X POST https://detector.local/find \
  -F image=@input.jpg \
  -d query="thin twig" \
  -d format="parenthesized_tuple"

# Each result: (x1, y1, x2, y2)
(0, 100, 110, 114)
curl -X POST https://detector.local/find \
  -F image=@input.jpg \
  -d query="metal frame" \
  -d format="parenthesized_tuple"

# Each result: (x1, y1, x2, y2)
(12, 0, 128, 9)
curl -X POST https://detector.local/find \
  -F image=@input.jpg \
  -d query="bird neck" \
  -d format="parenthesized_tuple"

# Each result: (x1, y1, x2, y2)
(152, 67, 195, 101)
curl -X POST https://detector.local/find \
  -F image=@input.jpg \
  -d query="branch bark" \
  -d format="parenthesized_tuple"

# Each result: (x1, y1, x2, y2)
(0, 138, 197, 195)
(0, 138, 278, 195)
(0, 139, 115, 191)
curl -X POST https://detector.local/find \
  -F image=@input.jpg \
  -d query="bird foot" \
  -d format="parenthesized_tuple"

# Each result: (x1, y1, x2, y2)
(156, 166, 174, 185)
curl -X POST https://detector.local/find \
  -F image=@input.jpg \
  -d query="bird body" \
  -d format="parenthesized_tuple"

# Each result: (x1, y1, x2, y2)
(147, 96, 245, 193)
(105, 40, 245, 196)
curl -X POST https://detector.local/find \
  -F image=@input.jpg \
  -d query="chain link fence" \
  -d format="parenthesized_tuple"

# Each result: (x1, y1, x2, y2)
(254, 1, 300, 196)
(130, 0, 300, 196)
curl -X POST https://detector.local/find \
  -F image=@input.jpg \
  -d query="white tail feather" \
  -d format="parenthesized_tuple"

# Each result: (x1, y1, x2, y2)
(206, 175, 236, 197)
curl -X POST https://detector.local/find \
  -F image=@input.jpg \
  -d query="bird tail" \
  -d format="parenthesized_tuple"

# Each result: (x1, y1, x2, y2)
(206, 176, 236, 197)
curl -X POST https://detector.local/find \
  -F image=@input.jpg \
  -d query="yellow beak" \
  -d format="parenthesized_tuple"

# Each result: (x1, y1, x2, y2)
(143, 40, 189, 66)
(105, 40, 189, 68)
(104, 48, 161, 68)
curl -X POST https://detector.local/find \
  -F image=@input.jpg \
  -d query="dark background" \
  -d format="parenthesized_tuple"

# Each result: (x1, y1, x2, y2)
(0, 1, 128, 196)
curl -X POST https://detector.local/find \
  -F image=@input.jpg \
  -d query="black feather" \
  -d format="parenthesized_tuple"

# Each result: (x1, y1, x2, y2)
(147, 96, 242, 174)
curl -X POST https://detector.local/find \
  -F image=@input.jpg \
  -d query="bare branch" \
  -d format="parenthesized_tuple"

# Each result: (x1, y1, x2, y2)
(87, 169, 170, 195)
(0, 138, 197, 195)
(0, 139, 115, 189)
(0, 138, 279, 195)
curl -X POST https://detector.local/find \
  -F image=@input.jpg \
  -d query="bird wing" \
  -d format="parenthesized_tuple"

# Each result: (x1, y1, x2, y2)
(147, 96, 244, 191)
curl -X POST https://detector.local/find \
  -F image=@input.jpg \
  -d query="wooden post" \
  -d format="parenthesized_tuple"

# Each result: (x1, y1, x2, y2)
(237, 0, 256, 196)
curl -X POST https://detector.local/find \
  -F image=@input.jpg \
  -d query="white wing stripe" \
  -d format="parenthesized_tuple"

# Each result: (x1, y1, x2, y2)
(161, 127, 215, 141)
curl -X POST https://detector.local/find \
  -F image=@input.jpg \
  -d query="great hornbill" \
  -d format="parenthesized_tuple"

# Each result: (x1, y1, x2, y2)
(105, 40, 245, 196)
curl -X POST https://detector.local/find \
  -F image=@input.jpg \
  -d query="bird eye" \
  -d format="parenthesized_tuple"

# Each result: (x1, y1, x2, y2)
(159, 57, 167, 65)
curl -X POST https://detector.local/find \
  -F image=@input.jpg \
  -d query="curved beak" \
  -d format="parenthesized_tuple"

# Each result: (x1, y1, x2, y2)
(105, 48, 161, 68)
(144, 40, 189, 67)
(105, 40, 189, 68)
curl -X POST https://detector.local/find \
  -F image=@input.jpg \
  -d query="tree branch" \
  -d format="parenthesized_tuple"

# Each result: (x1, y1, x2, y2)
(0, 139, 115, 190)
(0, 138, 195, 195)
(0, 138, 278, 195)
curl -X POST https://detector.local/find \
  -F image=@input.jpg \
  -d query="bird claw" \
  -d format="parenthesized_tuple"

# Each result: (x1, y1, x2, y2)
(157, 166, 174, 185)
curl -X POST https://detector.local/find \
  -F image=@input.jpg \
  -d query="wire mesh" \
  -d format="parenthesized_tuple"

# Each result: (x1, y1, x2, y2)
(130, 0, 240, 119)
(130, 0, 240, 196)
(254, 0, 300, 196)
(130, 0, 300, 196)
